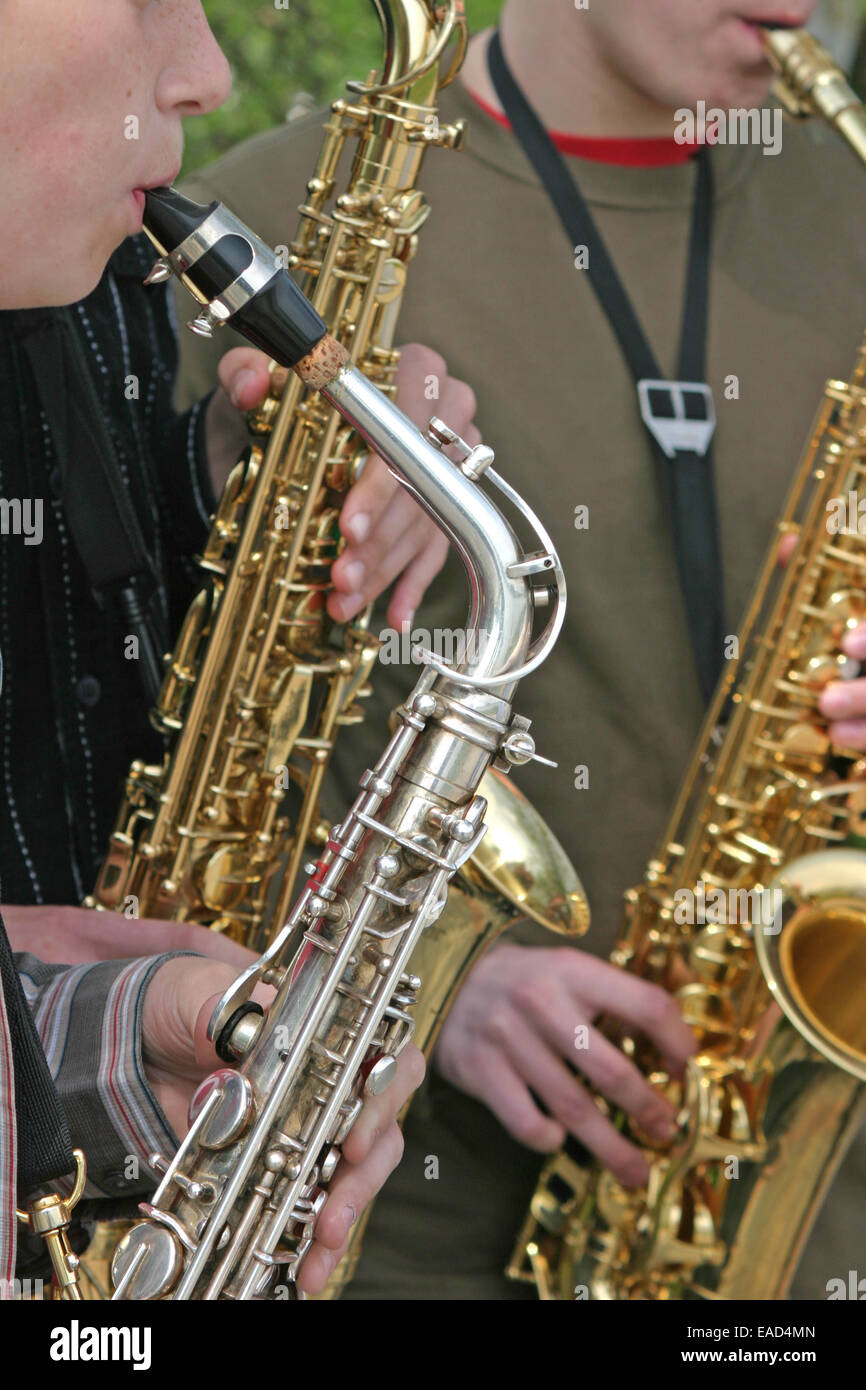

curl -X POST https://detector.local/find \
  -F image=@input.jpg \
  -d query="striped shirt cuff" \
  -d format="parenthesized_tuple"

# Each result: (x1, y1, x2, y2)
(15, 951, 199, 1201)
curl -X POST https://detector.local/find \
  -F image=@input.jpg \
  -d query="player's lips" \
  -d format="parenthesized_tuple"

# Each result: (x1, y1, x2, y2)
(129, 170, 180, 231)
(130, 168, 182, 228)
(137, 167, 182, 194)
(736, 8, 812, 29)
(734, 11, 811, 59)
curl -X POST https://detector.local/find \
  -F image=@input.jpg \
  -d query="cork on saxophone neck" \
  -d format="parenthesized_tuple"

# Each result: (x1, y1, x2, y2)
(294, 334, 351, 391)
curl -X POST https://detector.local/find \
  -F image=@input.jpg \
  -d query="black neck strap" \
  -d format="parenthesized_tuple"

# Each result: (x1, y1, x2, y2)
(0, 912, 75, 1195)
(0, 657, 72, 1203)
(488, 30, 726, 705)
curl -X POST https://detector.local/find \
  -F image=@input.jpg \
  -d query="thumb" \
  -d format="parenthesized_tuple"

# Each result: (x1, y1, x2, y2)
(191, 977, 275, 1073)
(193, 991, 227, 1073)
(217, 346, 273, 410)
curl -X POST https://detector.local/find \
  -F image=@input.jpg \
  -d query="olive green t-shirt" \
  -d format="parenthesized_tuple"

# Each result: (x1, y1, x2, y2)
(175, 81, 866, 1299)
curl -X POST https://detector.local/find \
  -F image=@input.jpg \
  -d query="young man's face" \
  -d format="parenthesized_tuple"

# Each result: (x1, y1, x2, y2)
(585, 1, 817, 115)
(0, 0, 232, 309)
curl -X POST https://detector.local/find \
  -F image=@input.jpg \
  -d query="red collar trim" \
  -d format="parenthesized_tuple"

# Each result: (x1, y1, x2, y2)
(467, 87, 699, 166)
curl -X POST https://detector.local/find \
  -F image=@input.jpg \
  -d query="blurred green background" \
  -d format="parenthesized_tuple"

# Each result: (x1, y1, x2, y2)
(189, 1, 866, 176)
(187, 1, 504, 174)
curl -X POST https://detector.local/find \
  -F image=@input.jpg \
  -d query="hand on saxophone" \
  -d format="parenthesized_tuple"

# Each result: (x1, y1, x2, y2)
(2, 902, 255, 970)
(818, 628, 866, 746)
(141, 956, 425, 1296)
(433, 944, 696, 1188)
(205, 343, 475, 629)
(815, 590, 866, 745)
(203, 346, 274, 496)
(329, 343, 477, 629)
(777, 532, 866, 748)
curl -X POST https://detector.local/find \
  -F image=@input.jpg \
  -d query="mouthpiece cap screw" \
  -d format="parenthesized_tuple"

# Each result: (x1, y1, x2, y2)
(144, 259, 172, 286)
(189, 307, 222, 339)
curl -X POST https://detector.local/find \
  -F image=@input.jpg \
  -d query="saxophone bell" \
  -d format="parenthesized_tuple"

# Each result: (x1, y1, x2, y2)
(758, 848, 866, 1080)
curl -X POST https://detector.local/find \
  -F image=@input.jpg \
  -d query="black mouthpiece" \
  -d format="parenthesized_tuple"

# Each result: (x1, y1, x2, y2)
(143, 186, 328, 368)
(143, 185, 215, 253)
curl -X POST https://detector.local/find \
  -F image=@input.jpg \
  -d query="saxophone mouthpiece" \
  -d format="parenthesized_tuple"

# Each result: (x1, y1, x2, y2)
(143, 185, 216, 255)
(761, 26, 866, 169)
(141, 186, 333, 370)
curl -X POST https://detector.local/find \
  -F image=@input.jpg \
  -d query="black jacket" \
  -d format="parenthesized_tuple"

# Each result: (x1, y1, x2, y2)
(0, 234, 216, 905)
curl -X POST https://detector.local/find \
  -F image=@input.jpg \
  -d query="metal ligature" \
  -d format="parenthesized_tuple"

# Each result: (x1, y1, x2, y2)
(106, 182, 575, 1299)
(509, 26, 866, 1301)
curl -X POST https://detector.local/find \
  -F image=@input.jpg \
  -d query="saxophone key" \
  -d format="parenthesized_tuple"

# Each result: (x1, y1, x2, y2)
(644, 1196, 727, 1274)
(687, 932, 751, 1002)
(318, 1145, 342, 1183)
(332, 1098, 363, 1146)
(594, 1169, 648, 1232)
(188, 1069, 256, 1150)
(111, 1222, 183, 1301)
(361, 1054, 398, 1096)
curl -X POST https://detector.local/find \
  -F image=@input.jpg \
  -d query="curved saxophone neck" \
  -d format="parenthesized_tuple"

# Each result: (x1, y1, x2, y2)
(363, 0, 468, 101)
(142, 188, 565, 697)
(321, 363, 563, 692)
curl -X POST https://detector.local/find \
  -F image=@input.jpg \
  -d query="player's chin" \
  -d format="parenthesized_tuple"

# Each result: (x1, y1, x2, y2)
(704, 57, 777, 112)
(57, 225, 129, 307)
(25, 257, 105, 310)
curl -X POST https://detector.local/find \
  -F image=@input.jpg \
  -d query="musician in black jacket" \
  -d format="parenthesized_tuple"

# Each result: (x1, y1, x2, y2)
(0, 0, 425, 1293)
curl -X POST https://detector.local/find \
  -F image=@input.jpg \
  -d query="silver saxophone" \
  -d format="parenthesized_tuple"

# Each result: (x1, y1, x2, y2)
(109, 190, 565, 1300)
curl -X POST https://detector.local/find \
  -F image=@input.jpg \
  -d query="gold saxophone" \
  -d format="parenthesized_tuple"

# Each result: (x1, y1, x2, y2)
(508, 27, 866, 1301)
(73, 0, 585, 1300)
